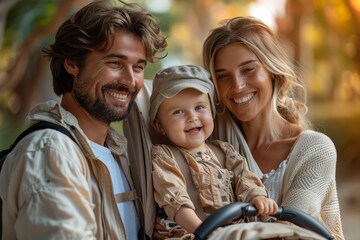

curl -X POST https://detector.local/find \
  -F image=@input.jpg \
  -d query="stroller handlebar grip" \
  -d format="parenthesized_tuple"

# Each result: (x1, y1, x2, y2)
(273, 206, 335, 240)
(194, 202, 335, 240)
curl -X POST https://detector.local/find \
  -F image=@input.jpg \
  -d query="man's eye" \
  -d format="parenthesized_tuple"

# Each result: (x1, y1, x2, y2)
(108, 61, 120, 66)
(134, 65, 145, 72)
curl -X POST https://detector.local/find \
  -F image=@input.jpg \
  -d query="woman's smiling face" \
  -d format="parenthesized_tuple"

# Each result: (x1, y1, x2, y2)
(214, 43, 273, 122)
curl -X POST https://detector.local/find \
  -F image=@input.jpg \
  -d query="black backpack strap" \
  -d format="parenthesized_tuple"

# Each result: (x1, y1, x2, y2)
(1, 121, 76, 169)
(9, 121, 76, 151)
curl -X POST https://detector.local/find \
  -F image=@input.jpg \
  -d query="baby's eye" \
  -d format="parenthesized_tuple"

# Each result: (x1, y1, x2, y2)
(195, 105, 206, 111)
(173, 109, 184, 115)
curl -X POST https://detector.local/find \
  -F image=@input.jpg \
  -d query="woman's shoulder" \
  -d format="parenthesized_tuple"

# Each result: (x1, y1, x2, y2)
(296, 130, 335, 148)
(289, 130, 337, 164)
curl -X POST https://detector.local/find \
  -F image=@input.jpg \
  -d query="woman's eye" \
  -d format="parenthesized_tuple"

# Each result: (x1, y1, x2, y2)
(216, 74, 228, 81)
(242, 67, 255, 74)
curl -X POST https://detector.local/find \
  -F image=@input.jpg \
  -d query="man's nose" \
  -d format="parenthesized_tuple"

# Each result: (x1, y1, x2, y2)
(120, 66, 135, 86)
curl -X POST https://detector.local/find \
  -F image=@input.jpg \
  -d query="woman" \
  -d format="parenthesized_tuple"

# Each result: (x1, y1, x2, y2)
(202, 16, 344, 240)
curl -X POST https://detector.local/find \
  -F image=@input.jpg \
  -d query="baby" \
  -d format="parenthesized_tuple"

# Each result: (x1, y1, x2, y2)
(149, 64, 277, 237)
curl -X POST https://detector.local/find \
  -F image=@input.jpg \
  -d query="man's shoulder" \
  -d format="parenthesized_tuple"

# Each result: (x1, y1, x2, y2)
(11, 127, 81, 160)
(0, 126, 86, 192)
(27, 101, 80, 126)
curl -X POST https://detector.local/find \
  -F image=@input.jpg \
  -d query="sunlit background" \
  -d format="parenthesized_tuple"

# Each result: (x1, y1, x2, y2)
(0, 0, 359, 239)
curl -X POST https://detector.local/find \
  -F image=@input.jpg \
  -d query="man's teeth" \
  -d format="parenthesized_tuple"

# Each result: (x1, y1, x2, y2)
(234, 93, 254, 104)
(108, 91, 128, 100)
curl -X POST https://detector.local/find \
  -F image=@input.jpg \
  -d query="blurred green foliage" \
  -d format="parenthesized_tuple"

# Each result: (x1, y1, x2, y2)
(0, 0, 360, 179)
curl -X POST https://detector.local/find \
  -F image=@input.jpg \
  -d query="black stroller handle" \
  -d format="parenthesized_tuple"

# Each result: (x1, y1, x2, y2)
(194, 202, 335, 240)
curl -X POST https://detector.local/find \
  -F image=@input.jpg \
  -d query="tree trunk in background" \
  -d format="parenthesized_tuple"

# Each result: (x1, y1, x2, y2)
(0, 0, 88, 124)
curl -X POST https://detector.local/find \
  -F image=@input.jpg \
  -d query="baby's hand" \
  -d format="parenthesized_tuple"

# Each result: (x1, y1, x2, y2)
(250, 196, 278, 215)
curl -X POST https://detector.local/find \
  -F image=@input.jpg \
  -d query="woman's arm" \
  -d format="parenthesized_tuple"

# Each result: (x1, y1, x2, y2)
(281, 131, 344, 240)
(282, 133, 336, 214)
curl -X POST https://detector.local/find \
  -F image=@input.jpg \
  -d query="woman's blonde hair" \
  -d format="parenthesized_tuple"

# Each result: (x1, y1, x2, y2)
(203, 16, 310, 129)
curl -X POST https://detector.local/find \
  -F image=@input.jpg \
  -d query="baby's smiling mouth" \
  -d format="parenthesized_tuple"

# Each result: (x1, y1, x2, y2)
(185, 127, 202, 133)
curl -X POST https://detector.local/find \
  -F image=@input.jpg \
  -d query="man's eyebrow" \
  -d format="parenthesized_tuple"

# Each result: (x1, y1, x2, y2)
(215, 59, 257, 73)
(103, 53, 147, 65)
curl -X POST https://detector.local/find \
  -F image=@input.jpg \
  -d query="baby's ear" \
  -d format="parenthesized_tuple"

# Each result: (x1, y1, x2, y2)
(152, 119, 165, 135)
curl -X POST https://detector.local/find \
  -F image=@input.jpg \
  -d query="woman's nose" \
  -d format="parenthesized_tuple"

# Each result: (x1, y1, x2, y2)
(233, 74, 246, 91)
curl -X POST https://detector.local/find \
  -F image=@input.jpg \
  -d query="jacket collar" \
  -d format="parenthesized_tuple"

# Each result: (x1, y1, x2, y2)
(26, 100, 127, 156)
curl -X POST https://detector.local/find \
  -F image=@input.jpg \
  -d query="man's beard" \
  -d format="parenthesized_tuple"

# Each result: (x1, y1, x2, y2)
(74, 84, 137, 123)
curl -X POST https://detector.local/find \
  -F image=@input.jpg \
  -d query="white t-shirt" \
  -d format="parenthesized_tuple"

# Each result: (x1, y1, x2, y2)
(90, 141, 140, 239)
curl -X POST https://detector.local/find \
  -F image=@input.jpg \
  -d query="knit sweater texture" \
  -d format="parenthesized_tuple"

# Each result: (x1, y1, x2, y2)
(211, 110, 344, 240)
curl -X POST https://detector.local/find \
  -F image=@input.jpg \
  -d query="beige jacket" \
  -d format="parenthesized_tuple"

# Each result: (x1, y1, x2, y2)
(0, 101, 141, 239)
(152, 141, 268, 221)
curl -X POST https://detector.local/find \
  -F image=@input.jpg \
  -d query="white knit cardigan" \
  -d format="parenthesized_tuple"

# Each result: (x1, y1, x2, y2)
(211, 110, 344, 240)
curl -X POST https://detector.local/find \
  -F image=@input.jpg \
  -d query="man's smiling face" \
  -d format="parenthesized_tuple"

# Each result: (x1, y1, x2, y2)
(72, 30, 147, 123)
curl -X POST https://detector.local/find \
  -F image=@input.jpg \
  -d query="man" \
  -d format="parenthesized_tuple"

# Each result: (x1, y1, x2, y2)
(0, 1, 166, 239)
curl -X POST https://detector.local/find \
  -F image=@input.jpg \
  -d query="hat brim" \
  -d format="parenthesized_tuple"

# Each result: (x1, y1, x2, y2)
(159, 79, 212, 98)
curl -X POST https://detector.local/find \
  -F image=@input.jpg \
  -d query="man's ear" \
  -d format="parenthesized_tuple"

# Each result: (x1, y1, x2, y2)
(152, 119, 166, 135)
(63, 58, 79, 76)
